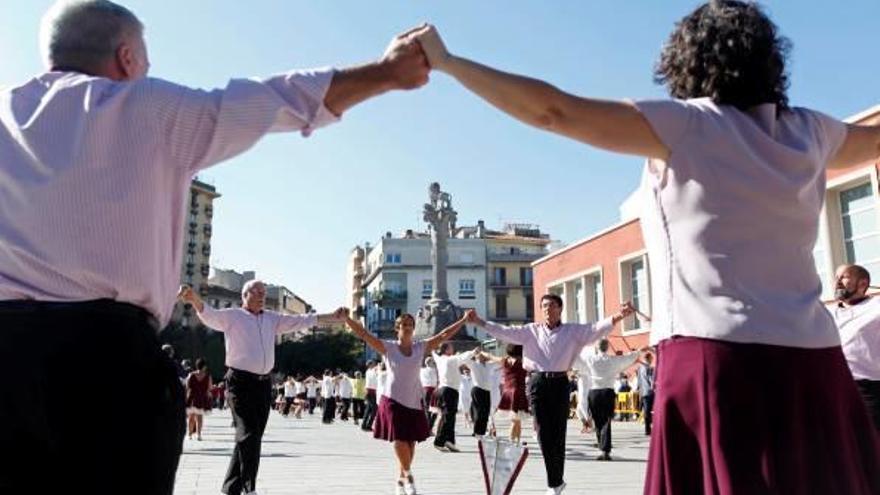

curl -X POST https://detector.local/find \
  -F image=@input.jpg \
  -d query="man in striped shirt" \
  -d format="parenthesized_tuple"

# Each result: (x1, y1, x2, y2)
(0, 1, 430, 494)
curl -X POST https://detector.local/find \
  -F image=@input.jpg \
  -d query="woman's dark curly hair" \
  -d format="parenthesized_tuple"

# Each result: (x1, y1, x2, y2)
(654, 1, 791, 110)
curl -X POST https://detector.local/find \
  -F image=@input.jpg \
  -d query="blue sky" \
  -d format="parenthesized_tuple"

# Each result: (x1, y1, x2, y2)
(2, 1, 877, 311)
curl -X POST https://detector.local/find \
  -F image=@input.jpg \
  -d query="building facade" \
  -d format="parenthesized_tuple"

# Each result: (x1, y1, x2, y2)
(359, 231, 489, 341)
(171, 178, 220, 329)
(482, 222, 550, 326)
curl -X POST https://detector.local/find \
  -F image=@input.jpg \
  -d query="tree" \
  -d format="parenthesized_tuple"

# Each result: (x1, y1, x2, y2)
(275, 329, 362, 377)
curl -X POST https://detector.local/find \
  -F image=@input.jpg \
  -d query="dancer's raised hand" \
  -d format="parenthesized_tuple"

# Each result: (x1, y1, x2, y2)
(413, 24, 452, 71)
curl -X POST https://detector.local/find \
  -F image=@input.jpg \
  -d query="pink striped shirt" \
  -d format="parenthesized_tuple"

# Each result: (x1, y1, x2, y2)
(0, 68, 338, 325)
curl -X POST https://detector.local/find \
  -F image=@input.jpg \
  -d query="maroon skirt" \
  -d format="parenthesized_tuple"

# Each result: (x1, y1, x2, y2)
(422, 386, 437, 408)
(645, 337, 880, 495)
(498, 386, 529, 413)
(373, 396, 430, 443)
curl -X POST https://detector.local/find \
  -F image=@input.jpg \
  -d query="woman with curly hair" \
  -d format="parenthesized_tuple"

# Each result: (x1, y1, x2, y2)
(412, 1, 880, 494)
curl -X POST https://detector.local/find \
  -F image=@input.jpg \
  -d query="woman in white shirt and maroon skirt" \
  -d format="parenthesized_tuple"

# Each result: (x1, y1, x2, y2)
(412, 1, 880, 493)
(344, 310, 471, 495)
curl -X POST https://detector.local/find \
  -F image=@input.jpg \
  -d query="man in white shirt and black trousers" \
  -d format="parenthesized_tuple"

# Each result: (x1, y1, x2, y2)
(432, 343, 476, 452)
(0, 2, 430, 493)
(465, 351, 498, 436)
(831, 264, 880, 430)
(586, 339, 649, 461)
(179, 282, 345, 495)
(468, 296, 636, 494)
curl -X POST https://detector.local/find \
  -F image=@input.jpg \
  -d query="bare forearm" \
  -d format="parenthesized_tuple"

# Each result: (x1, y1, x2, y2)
(441, 56, 666, 158)
(190, 297, 204, 313)
(323, 63, 396, 116)
(443, 55, 567, 132)
(344, 316, 385, 354)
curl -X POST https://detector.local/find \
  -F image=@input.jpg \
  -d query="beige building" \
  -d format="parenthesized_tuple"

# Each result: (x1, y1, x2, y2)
(350, 222, 552, 342)
(172, 178, 220, 329)
(347, 246, 366, 315)
(480, 222, 550, 325)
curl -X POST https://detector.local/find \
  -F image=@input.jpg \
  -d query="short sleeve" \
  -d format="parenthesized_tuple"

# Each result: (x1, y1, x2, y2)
(804, 109, 848, 165)
(632, 99, 697, 152)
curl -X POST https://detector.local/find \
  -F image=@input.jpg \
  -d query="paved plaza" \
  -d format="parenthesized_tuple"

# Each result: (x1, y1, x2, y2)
(174, 409, 648, 494)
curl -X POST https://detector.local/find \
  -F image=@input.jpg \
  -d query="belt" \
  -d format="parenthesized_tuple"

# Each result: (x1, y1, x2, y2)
(229, 368, 272, 381)
(0, 298, 159, 331)
(529, 371, 568, 378)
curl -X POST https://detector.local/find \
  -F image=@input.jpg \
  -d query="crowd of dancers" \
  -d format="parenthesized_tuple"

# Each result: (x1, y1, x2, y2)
(2, 1, 879, 495)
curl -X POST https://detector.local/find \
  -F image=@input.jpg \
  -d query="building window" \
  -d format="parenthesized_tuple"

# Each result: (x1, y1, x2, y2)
(495, 294, 508, 319)
(525, 293, 534, 320)
(620, 255, 651, 332)
(422, 280, 433, 299)
(459, 279, 476, 299)
(587, 274, 603, 323)
(574, 281, 584, 323)
(840, 183, 880, 280)
(385, 253, 402, 264)
(493, 267, 507, 286)
(520, 267, 533, 287)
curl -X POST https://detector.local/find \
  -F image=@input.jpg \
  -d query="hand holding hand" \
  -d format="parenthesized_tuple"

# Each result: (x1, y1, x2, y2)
(464, 309, 478, 323)
(333, 307, 350, 320)
(412, 24, 452, 71)
(381, 25, 431, 90)
(177, 285, 195, 303)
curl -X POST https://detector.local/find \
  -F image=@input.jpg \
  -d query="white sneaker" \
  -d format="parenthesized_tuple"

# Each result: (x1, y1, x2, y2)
(433, 444, 449, 452)
(395, 480, 406, 495)
(444, 441, 460, 453)
(404, 477, 417, 495)
(554, 482, 567, 494)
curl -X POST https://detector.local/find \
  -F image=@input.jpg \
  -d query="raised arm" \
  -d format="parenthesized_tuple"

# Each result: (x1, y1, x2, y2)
(467, 310, 530, 346)
(830, 122, 880, 169)
(414, 25, 668, 160)
(477, 350, 504, 365)
(424, 311, 471, 353)
(323, 25, 430, 115)
(177, 285, 204, 313)
(343, 311, 386, 356)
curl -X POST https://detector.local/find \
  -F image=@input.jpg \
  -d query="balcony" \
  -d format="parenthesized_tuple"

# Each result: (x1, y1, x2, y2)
(371, 289, 407, 306)
(201, 244, 211, 257)
(204, 206, 213, 218)
(203, 225, 212, 237)
(487, 252, 544, 263)
(200, 264, 210, 277)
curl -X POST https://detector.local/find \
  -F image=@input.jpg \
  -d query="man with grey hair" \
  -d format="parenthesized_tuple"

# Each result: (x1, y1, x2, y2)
(179, 282, 346, 495)
(0, 1, 429, 494)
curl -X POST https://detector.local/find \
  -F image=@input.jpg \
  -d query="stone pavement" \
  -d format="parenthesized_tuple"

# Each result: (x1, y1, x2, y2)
(174, 409, 648, 495)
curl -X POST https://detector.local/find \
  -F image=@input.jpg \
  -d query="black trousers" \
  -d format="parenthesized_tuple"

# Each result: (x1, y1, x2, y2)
(471, 386, 491, 436)
(433, 386, 460, 446)
(282, 397, 294, 416)
(339, 397, 351, 420)
(529, 374, 570, 489)
(223, 369, 273, 495)
(308, 397, 317, 414)
(856, 379, 880, 430)
(352, 398, 365, 422)
(362, 390, 377, 430)
(641, 392, 655, 435)
(588, 388, 618, 454)
(0, 300, 185, 495)
(322, 396, 336, 423)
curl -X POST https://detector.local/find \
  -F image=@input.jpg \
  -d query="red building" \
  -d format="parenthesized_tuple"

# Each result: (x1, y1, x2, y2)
(532, 104, 880, 353)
